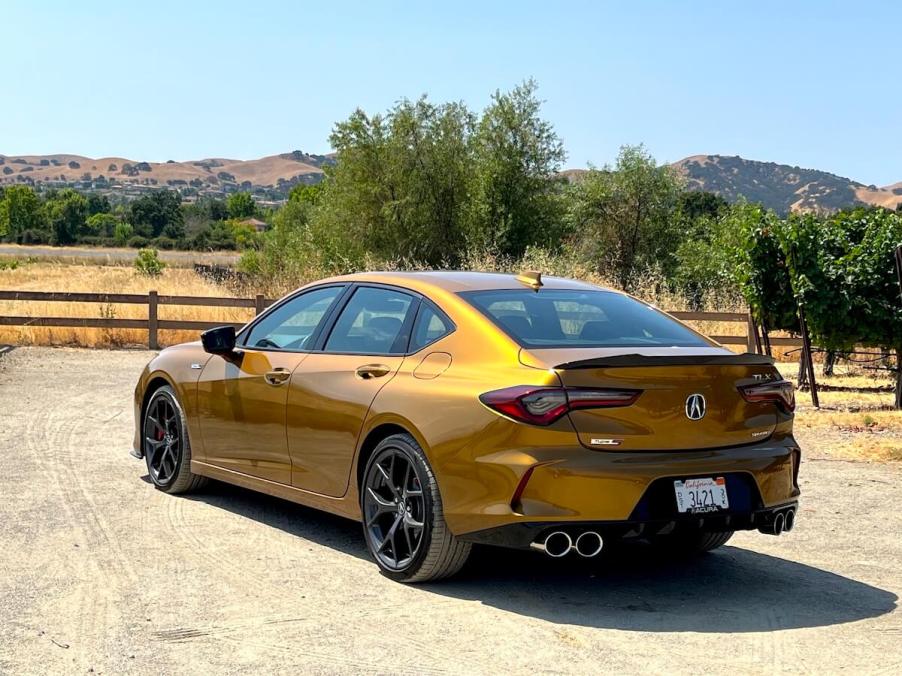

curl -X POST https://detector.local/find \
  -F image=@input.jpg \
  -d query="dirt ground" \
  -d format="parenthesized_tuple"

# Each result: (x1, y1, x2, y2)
(0, 347, 899, 675)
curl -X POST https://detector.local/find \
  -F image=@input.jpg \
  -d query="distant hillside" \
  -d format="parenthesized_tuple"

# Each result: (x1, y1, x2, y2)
(0, 150, 332, 202)
(3, 149, 899, 214)
(672, 155, 902, 214)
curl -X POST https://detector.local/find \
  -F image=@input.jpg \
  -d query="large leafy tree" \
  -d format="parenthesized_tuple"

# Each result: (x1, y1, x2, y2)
(0, 185, 45, 241)
(43, 189, 88, 245)
(227, 192, 257, 219)
(311, 96, 475, 266)
(466, 80, 567, 257)
(566, 144, 683, 290)
(129, 189, 184, 239)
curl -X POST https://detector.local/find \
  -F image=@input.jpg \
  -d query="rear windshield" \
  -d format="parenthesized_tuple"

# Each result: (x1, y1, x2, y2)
(460, 289, 710, 348)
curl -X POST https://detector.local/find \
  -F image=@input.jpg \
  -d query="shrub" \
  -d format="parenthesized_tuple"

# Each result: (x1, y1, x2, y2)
(113, 222, 134, 245)
(126, 235, 149, 248)
(150, 236, 178, 250)
(135, 248, 165, 277)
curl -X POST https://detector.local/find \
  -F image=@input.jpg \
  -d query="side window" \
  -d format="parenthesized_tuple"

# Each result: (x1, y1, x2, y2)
(410, 304, 453, 352)
(325, 287, 415, 354)
(244, 286, 342, 351)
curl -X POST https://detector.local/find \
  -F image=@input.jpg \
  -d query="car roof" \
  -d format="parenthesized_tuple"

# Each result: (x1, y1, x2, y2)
(317, 270, 613, 295)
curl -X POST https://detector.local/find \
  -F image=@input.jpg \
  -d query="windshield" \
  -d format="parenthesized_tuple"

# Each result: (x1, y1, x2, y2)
(460, 289, 711, 349)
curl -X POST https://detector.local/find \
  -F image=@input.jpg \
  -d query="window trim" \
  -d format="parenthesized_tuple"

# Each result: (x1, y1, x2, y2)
(319, 283, 422, 357)
(407, 298, 456, 354)
(458, 288, 713, 350)
(236, 283, 351, 354)
(236, 281, 459, 357)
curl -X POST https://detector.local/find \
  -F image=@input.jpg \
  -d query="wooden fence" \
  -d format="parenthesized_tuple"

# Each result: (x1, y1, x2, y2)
(0, 290, 804, 351)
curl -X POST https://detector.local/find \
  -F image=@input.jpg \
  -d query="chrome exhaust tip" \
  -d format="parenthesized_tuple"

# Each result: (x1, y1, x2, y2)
(529, 531, 573, 558)
(773, 511, 786, 536)
(574, 531, 604, 558)
(783, 508, 795, 533)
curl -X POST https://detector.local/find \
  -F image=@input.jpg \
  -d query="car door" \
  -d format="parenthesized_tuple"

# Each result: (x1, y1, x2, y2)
(286, 285, 419, 496)
(196, 285, 347, 484)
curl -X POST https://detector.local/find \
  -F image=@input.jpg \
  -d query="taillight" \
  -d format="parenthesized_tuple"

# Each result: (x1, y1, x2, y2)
(479, 386, 641, 426)
(738, 380, 795, 413)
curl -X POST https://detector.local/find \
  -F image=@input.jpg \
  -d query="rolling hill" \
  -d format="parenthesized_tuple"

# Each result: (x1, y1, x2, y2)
(0, 150, 332, 201)
(2, 149, 899, 214)
(671, 155, 902, 214)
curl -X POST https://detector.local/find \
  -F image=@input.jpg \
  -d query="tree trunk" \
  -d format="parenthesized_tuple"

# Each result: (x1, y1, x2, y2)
(895, 347, 902, 410)
(823, 350, 836, 376)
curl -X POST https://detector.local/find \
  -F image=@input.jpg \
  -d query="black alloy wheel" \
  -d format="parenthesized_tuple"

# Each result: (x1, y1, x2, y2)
(362, 447, 426, 571)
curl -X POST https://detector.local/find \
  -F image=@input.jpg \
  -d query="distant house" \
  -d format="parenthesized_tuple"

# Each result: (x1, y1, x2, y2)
(240, 217, 268, 232)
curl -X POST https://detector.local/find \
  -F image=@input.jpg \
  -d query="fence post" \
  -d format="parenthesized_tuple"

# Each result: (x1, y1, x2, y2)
(255, 294, 265, 316)
(746, 312, 756, 354)
(148, 290, 159, 350)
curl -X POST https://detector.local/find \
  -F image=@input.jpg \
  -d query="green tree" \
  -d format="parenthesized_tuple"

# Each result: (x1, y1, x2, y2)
(0, 185, 45, 241)
(86, 193, 111, 217)
(43, 189, 88, 245)
(129, 190, 184, 239)
(113, 221, 133, 245)
(467, 80, 567, 257)
(778, 208, 902, 405)
(730, 202, 798, 333)
(310, 96, 475, 266)
(566, 144, 684, 290)
(227, 192, 257, 219)
(85, 212, 119, 237)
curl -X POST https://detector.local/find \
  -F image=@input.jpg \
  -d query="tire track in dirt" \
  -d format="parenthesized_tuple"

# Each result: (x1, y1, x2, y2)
(21, 390, 123, 667)
(162, 493, 279, 597)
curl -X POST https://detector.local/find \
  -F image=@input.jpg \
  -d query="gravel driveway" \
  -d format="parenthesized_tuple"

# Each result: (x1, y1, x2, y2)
(0, 347, 899, 675)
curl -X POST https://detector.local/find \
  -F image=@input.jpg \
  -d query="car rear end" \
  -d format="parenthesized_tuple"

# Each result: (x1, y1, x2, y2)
(451, 284, 801, 556)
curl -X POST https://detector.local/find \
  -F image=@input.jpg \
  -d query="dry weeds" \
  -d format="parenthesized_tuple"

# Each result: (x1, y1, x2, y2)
(0, 261, 253, 347)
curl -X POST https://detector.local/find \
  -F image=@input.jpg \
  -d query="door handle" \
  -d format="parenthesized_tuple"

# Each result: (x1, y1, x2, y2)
(355, 364, 391, 380)
(264, 367, 291, 386)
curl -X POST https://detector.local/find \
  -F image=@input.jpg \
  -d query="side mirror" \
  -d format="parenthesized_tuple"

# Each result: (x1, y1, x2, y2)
(201, 325, 236, 355)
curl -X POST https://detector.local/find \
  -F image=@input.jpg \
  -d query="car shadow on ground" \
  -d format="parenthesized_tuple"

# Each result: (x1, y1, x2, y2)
(165, 477, 372, 563)
(424, 544, 898, 633)
(163, 477, 897, 633)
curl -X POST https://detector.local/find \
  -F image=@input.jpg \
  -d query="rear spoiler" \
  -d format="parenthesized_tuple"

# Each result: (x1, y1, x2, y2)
(555, 352, 776, 370)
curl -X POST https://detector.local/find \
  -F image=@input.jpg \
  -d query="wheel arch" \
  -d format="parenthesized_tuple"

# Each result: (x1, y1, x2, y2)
(354, 417, 432, 494)
(140, 373, 177, 422)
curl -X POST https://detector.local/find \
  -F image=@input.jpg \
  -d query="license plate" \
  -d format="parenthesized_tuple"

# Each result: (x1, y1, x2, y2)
(674, 477, 729, 514)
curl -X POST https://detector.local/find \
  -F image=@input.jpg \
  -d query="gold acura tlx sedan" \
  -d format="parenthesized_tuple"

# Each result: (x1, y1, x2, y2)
(133, 271, 801, 582)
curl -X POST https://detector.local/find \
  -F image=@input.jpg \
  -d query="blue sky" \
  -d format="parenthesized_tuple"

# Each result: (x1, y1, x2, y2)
(4, 1, 901, 184)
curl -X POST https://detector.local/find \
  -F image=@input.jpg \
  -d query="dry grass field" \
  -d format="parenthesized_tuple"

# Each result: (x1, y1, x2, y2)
(0, 261, 254, 347)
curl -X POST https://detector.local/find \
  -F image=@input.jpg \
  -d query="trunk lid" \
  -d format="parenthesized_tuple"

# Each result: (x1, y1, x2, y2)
(521, 347, 781, 451)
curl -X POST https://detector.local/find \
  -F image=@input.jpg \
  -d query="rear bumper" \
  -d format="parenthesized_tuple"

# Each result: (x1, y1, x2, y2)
(460, 500, 800, 549)
(445, 436, 801, 536)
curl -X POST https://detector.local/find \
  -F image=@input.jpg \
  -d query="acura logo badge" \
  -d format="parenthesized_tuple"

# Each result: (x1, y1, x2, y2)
(686, 394, 706, 420)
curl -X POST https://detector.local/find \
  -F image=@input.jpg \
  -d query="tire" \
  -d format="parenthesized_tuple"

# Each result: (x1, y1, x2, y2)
(651, 529, 734, 555)
(361, 433, 471, 583)
(142, 385, 207, 494)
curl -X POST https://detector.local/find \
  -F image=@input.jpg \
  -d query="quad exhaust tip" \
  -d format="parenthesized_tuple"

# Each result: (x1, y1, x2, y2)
(783, 507, 796, 532)
(773, 511, 785, 535)
(758, 507, 796, 536)
(574, 531, 604, 558)
(530, 531, 604, 558)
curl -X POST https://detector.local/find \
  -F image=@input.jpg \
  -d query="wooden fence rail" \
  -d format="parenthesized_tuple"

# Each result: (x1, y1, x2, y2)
(0, 289, 804, 352)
